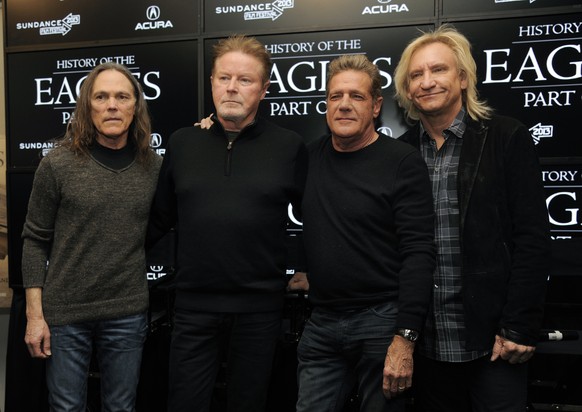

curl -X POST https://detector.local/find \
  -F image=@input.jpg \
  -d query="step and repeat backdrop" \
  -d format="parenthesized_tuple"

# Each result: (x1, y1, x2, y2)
(3, 0, 582, 290)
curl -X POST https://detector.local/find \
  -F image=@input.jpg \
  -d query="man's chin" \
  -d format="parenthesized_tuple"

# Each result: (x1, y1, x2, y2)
(218, 110, 245, 124)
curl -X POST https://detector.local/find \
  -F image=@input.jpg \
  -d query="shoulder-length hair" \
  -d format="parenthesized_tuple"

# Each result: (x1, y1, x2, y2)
(393, 24, 493, 122)
(61, 62, 154, 165)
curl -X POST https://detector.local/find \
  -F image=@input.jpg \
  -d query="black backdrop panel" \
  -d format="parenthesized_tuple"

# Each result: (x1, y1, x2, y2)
(443, 0, 582, 16)
(203, 25, 434, 145)
(203, 0, 434, 34)
(7, 40, 198, 169)
(454, 14, 582, 159)
(6, 172, 34, 288)
(5, 0, 198, 48)
(541, 162, 582, 240)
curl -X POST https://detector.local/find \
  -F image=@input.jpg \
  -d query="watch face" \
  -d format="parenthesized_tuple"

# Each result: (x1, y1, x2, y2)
(398, 329, 419, 342)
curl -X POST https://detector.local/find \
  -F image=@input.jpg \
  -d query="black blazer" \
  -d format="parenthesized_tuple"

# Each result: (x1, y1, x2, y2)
(399, 114, 550, 350)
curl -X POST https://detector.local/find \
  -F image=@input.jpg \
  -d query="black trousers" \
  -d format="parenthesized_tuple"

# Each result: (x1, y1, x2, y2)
(167, 308, 281, 412)
(413, 354, 528, 412)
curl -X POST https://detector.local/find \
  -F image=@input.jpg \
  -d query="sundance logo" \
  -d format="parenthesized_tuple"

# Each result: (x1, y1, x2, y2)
(215, 0, 294, 21)
(16, 13, 81, 36)
(529, 122, 554, 145)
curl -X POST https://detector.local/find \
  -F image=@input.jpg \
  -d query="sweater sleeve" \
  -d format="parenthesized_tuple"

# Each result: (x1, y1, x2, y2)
(392, 150, 436, 332)
(21, 157, 60, 288)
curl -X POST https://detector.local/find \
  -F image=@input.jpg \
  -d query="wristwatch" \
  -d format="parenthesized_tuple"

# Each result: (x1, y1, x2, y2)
(396, 328, 419, 342)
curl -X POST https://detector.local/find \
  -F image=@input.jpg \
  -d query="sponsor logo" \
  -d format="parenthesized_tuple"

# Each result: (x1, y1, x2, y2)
(362, 0, 410, 15)
(135, 5, 174, 31)
(529, 122, 554, 145)
(147, 6, 161, 21)
(150, 133, 162, 148)
(377, 126, 393, 138)
(147, 265, 168, 281)
(16, 13, 81, 36)
(150, 133, 166, 155)
(215, 0, 294, 21)
(19, 141, 55, 156)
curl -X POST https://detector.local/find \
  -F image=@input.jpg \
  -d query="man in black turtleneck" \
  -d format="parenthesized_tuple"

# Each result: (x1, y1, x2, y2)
(22, 62, 161, 412)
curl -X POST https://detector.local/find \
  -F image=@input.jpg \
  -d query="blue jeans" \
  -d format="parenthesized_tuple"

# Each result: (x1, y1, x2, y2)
(297, 302, 405, 412)
(167, 309, 281, 412)
(46, 312, 148, 412)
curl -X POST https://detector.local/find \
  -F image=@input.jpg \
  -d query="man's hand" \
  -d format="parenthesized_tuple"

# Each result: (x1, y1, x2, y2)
(490, 334, 535, 364)
(25, 317, 51, 358)
(383, 335, 414, 399)
(194, 114, 214, 129)
(287, 272, 309, 291)
(25, 287, 52, 358)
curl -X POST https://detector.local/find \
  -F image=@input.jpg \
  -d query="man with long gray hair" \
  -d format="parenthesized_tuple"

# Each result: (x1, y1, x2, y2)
(22, 62, 161, 411)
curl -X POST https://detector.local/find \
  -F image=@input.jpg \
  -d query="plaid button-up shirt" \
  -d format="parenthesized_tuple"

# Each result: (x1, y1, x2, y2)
(417, 108, 489, 362)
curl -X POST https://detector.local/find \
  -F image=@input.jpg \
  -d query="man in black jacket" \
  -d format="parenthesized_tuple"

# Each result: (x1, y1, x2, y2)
(148, 35, 307, 412)
(394, 25, 550, 412)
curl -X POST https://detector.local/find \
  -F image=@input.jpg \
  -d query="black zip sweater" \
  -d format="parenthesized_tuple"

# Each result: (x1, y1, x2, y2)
(147, 116, 307, 312)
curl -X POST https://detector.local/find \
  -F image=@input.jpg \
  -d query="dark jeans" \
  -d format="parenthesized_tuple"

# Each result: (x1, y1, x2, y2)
(413, 354, 528, 412)
(167, 308, 281, 412)
(46, 312, 148, 412)
(296, 303, 405, 412)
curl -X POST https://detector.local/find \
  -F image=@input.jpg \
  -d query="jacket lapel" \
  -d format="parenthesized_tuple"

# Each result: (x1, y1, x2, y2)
(458, 119, 488, 229)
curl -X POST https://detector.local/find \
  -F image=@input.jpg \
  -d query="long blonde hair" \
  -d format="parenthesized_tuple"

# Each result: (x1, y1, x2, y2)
(393, 24, 492, 122)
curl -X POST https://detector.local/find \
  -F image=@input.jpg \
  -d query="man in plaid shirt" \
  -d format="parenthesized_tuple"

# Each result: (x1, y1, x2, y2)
(395, 25, 550, 412)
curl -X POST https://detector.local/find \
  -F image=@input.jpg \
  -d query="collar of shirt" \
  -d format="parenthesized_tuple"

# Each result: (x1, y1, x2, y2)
(419, 106, 468, 145)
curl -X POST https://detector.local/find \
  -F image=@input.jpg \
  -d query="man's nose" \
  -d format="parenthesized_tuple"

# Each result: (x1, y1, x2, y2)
(420, 72, 436, 88)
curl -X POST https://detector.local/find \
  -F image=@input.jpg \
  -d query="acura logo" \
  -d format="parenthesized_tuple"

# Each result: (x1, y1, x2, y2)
(146, 6, 161, 21)
(377, 126, 393, 137)
(150, 133, 163, 148)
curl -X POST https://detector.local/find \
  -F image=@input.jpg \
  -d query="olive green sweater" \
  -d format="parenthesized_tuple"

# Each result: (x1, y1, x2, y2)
(22, 145, 162, 326)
